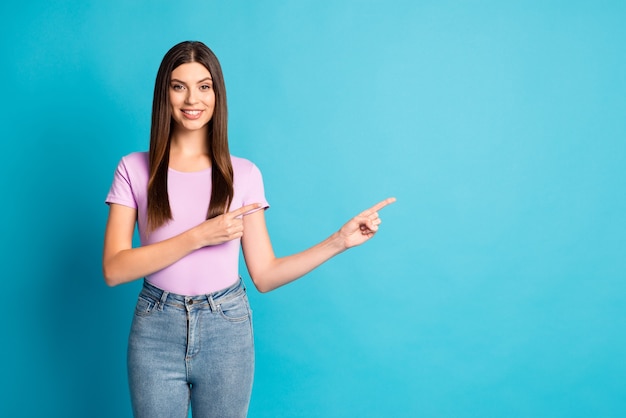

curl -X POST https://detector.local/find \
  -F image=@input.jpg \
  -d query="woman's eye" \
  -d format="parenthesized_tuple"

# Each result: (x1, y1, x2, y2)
(171, 84, 185, 91)
(200, 85, 212, 91)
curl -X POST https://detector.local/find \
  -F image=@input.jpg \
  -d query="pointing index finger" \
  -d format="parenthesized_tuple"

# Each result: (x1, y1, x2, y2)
(362, 197, 397, 216)
(231, 203, 263, 218)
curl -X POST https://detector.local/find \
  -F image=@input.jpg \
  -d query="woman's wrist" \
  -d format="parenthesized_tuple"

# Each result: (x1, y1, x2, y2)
(327, 231, 348, 254)
(184, 226, 204, 251)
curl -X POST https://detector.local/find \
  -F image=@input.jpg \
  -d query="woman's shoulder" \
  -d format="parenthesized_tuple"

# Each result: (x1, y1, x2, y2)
(230, 155, 261, 173)
(120, 151, 149, 167)
(114, 151, 149, 180)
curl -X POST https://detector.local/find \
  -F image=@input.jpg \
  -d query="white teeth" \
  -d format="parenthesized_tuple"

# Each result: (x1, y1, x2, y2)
(183, 110, 201, 115)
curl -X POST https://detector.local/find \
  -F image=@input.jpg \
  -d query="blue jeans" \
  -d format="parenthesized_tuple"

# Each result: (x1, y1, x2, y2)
(127, 278, 254, 418)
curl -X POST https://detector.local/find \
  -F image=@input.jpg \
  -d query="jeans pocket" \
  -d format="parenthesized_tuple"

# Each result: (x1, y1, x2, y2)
(134, 296, 157, 317)
(218, 294, 250, 322)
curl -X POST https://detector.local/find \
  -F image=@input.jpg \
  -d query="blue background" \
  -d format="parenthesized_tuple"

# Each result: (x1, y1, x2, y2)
(1, 1, 625, 417)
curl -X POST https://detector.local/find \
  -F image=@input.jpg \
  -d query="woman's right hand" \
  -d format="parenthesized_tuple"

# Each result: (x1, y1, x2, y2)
(191, 203, 262, 248)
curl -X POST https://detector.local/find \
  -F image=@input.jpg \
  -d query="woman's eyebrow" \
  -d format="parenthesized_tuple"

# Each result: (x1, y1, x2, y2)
(170, 77, 213, 84)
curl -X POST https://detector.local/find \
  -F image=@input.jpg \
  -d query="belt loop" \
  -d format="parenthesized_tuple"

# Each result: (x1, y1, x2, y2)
(206, 294, 217, 312)
(158, 290, 169, 311)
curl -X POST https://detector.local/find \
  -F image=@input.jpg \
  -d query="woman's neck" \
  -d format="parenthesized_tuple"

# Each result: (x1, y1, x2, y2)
(169, 128, 212, 172)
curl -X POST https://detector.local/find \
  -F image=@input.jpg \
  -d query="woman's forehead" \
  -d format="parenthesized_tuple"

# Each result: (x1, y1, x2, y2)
(171, 62, 212, 81)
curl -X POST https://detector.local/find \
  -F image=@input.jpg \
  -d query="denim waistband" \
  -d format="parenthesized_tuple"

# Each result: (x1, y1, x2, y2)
(140, 278, 246, 312)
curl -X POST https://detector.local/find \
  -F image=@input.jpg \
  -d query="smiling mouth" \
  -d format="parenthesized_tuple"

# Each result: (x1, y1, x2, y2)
(181, 109, 203, 120)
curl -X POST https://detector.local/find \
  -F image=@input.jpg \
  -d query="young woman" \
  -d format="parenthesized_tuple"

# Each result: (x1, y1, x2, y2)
(103, 40, 395, 418)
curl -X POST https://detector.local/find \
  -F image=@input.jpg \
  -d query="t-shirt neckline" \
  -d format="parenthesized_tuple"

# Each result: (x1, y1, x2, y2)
(168, 166, 212, 174)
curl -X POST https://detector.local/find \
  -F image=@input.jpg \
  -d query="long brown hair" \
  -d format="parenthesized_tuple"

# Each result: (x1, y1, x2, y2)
(147, 41, 233, 230)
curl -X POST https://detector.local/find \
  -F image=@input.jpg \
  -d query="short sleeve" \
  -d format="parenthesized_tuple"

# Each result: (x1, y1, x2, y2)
(105, 157, 138, 209)
(243, 163, 270, 210)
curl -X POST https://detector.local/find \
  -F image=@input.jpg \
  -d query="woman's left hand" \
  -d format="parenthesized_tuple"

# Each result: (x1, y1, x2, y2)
(338, 197, 396, 249)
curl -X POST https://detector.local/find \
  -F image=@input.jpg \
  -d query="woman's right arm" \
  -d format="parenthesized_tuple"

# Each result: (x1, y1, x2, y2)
(103, 204, 198, 286)
(102, 202, 261, 286)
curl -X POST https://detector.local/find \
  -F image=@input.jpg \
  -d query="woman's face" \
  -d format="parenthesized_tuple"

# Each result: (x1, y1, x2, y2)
(169, 62, 216, 132)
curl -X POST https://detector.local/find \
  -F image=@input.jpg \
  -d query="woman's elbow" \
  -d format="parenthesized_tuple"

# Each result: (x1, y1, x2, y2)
(249, 274, 274, 293)
(250, 279, 271, 294)
(102, 263, 123, 287)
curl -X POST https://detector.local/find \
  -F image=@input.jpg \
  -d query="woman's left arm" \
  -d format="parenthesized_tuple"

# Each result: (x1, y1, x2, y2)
(241, 197, 396, 293)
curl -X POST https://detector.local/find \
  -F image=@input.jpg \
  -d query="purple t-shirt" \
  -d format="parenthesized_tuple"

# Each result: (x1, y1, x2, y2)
(105, 152, 269, 295)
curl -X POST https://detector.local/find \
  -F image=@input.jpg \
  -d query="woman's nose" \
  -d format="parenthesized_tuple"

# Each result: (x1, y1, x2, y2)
(185, 89, 198, 104)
